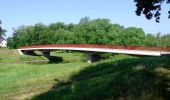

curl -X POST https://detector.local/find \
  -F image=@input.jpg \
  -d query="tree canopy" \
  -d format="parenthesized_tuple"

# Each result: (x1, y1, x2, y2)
(0, 20, 6, 37)
(7, 17, 170, 48)
(134, 0, 170, 22)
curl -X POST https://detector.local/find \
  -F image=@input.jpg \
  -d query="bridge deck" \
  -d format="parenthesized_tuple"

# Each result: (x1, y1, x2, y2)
(18, 44, 170, 56)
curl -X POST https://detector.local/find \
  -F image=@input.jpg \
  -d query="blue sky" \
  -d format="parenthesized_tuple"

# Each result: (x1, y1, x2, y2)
(0, 0, 170, 37)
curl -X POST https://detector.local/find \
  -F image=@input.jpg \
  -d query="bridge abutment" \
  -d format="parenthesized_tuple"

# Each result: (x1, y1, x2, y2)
(18, 49, 24, 55)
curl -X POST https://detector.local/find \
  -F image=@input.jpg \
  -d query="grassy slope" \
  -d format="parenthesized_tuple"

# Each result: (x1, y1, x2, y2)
(0, 48, 85, 63)
(0, 48, 47, 63)
(32, 56, 170, 100)
(0, 62, 89, 99)
(0, 48, 170, 100)
(0, 48, 20, 61)
(0, 48, 89, 99)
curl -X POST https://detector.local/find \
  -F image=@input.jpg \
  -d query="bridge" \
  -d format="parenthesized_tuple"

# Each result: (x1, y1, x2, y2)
(18, 44, 170, 63)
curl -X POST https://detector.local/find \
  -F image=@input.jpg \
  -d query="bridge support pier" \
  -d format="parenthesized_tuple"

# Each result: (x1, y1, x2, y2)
(42, 51, 51, 58)
(87, 52, 101, 63)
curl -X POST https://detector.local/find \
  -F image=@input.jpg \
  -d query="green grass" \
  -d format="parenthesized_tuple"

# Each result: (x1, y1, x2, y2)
(32, 56, 170, 100)
(0, 48, 20, 61)
(51, 51, 86, 62)
(0, 48, 47, 63)
(0, 62, 89, 99)
(0, 48, 85, 63)
(0, 48, 170, 100)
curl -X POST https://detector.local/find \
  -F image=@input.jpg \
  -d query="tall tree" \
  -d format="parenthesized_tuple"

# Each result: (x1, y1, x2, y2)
(134, 0, 170, 22)
(0, 20, 6, 37)
(79, 17, 90, 25)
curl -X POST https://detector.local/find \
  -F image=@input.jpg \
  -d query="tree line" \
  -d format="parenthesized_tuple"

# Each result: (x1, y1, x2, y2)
(7, 17, 170, 48)
(0, 20, 6, 38)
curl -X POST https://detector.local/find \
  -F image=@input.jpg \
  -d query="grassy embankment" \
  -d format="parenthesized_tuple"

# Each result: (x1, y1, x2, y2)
(0, 48, 170, 100)
(0, 48, 46, 63)
(0, 48, 85, 63)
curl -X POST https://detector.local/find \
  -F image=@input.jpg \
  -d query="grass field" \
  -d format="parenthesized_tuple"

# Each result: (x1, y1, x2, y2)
(0, 48, 170, 100)
(0, 62, 89, 100)
(0, 48, 20, 62)
(0, 48, 89, 99)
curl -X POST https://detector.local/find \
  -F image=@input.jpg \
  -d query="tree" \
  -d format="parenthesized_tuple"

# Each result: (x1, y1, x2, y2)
(79, 17, 90, 25)
(144, 34, 159, 46)
(161, 34, 170, 46)
(9, 17, 170, 48)
(118, 27, 146, 46)
(134, 0, 170, 22)
(0, 20, 6, 37)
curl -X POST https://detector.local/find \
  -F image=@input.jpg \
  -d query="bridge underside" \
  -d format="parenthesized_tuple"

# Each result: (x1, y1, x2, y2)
(19, 50, 103, 63)
(18, 47, 170, 63)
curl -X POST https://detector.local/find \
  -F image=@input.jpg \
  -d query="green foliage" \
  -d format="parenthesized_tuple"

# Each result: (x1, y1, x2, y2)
(7, 17, 170, 48)
(118, 27, 145, 46)
(161, 34, 170, 46)
(0, 20, 6, 37)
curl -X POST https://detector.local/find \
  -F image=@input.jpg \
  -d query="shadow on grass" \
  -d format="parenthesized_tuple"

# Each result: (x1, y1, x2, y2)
(32, 56, 170, 100)
(47, 56, 63, 63)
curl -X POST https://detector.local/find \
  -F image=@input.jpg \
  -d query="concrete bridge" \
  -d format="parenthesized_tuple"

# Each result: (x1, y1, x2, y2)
(18, 44, 170, 63)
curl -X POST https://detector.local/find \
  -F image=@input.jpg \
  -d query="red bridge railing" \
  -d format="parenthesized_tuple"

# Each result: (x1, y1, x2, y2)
(19, 44, 170, 52)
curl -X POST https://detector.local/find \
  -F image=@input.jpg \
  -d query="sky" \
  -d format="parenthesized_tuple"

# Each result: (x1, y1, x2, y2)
(0, 0, 170, 38)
